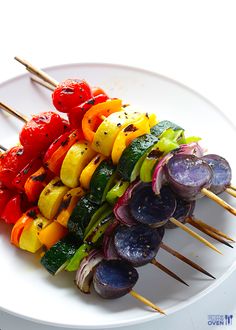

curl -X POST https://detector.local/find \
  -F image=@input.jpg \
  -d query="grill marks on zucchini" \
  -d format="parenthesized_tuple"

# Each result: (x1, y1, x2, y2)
(40, 234, 81, 275)
(117, 134, 158, 181)
(89, 160, 116, 204)
(67, 195, 99, 241)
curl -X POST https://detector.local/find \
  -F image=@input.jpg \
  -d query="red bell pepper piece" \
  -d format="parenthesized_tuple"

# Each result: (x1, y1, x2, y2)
(0, 146, 33, 189)
(12, 157, 43, 191)
(0, 185, 13, 218)
(1, 194, 23, 224)
(43, 131, 72, 164)
(68, 94, 109, 129)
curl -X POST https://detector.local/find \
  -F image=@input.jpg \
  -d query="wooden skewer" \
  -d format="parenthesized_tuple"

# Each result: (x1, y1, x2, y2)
(225, 187, 236, 198)
(129, 290, 166, 314)
(14, 56, 58, 88)
(0, 144, 7, 152)
(202, 188, 236, 216)
(0, 102, 28, 123)
(187, 217, 233, 248)
(230, 184, 236, 191)
(169, 217, 222, 254)
(188, 217, 235, 242)
(151, 259, 189, 286)
(31, 76, 55, 91)
(160, 243, 215, 279)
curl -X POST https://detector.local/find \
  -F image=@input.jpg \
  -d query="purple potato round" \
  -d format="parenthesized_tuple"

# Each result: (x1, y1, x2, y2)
(202, 154, 232, 195)
(164, 154, 213, 200)
(93, 259, 138, 299)
(165, 197, 195, 229)
(129, 184, 176, 226)
(114, 224, 163, 267)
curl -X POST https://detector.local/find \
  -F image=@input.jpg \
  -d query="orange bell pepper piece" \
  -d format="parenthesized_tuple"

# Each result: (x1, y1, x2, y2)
(11, 207, 38, 247)
(45, 128, 84, 175)
(82, 99, 122, 142)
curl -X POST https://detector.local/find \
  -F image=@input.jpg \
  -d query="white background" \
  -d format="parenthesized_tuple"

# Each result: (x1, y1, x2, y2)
(0, 1, 236, 329)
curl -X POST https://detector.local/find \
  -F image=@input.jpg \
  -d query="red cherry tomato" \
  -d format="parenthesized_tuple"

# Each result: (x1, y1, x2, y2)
(68, 94, 109, 129)
(1, 194, 23, 224)
(0, 146, 33, 189)
(52, 79, 92, 113)
(92, 86, 108, 97)
(19, 112, 66, 154)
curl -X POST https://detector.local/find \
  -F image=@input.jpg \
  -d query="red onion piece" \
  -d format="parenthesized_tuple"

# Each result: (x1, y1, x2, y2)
(177, 142, 204, 157)
(75, 249, 104, 294)
(152, 153, 173, 194)
(113, 180, 141, 226)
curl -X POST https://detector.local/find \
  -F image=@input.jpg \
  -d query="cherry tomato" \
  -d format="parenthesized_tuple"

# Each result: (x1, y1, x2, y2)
(52, 79, 92, 113)
(0, 146, 33, 189)
(92, 86, 108, 97)
(19, 112, 66, 154)
(68, 94, 109, 129)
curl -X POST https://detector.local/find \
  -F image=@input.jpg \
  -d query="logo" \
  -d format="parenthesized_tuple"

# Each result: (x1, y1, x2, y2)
(208, 315, 233, 326)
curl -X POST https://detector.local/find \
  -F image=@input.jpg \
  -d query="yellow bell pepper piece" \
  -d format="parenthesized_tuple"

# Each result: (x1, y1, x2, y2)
(19, 213, 51, 253)
(112, 114, 150, 164)
(92, 111, 145, 156)
(80, 154, 106, 190)
(60, 141, 96, 188)
(38, 221, 68, 250)
(55, 187, 84, 227)
(38, 177, 69, 220)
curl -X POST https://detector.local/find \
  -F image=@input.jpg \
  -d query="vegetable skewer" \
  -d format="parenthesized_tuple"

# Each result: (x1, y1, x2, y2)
(0, 103, 224, 254)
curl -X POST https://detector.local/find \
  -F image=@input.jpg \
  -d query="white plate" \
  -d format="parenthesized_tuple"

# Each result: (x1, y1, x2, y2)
(0, 63, 235, 329)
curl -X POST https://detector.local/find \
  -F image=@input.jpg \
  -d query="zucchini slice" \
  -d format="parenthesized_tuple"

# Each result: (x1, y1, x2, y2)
(67, 195, 99, 240)
(117, 134, 158, 181)
(89, 160, 116, 204)
(40, 234, 81, 275)
(151, 120, 183, 137)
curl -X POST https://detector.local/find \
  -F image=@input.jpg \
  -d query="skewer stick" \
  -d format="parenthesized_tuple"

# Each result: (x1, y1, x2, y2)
(129, 290, 166, 314)
(0, 144, 7, 152)
(14, 56, 58, 88)
(202, 188, 236, 216)
(230, 185, 236, 191)
(187, 217, 235, 242)
(160, 243, 215, 279)
(187, 217, 233, 248)
(151, 259, 189, 286)
(31, 76, 55, 91)
(225, 188, 236, 198)
(0, 102, 28, 123)
(169, 217, 222, 255)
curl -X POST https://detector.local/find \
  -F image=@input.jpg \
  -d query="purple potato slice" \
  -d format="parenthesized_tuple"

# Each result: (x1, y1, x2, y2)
(165, 198, 195, 229)
(114, 224, 163, 267)
(164, 154, 213, 200)
(202, 154, 232, 195)
(93, 259, 138, 299)
(130, 184, 176, 226)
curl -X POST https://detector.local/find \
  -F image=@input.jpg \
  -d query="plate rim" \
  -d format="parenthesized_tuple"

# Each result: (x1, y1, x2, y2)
(0, 61, 235, 329)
